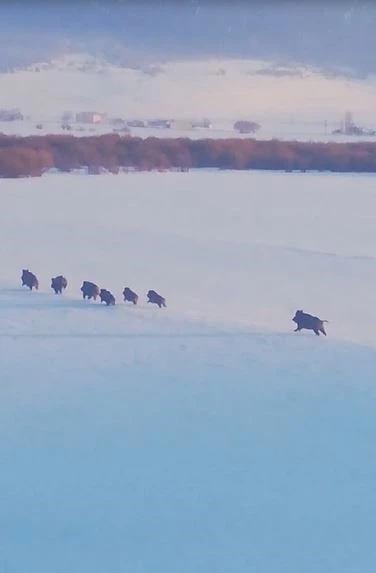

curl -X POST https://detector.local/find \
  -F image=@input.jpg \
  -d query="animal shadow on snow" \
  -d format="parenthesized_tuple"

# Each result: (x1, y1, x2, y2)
(0, 286, 162, 312)
(0, 287, 112, 311)
(0, 330, 328, 341)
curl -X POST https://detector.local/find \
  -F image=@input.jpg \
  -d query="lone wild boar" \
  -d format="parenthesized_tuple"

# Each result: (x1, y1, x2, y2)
(99, 288, 115, 306)
(21, 269, 39, 290)
(147, 289, 166, 308)
(81, 281, 100, 300)
(123, 287, 138, 305)
(51, 275, 68, 294)
(292, 309, 328, 336)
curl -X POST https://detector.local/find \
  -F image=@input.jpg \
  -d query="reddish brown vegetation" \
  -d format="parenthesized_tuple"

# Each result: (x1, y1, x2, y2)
(0, 133, 376, 178)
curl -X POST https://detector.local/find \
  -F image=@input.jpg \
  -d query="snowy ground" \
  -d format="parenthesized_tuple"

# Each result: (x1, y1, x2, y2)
(2, 117, 376, 143)
(1, 170, 376, 572)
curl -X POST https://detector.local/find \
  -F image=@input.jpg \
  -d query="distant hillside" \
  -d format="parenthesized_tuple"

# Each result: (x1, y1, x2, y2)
(1, 53, 376, 125)
(0, 2, 376, 76)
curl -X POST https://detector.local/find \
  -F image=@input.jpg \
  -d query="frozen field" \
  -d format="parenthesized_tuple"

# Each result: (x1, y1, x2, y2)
(1, 170, 376, 572)
(2, 117, 376, 144)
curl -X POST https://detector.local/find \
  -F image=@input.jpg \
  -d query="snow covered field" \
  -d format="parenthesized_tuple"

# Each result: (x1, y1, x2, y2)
(1, 170, 376, 572)
(3, 117, 376, 144)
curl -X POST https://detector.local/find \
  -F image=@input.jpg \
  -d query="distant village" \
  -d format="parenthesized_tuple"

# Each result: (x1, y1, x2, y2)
(0, 108, 261, 135)
(1, 107, 376, 140)
(331, 111, 376, 136)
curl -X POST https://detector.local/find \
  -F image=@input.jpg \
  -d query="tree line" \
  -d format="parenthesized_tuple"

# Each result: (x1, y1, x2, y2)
(0, 133, 376, 177)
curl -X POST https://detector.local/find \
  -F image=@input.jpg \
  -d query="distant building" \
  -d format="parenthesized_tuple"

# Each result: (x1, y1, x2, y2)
(75, 111, 106, 124)
(332, 111, 376, 136)
(147, 119, 172, 129)
(0, 108, 24, 121)
(108, 117, 126, 127)
(127, 119, 146, 128)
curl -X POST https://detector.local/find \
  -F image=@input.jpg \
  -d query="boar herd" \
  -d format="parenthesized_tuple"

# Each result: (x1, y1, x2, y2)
(21, 269, 328, 335)
(21, 269, 167, 309)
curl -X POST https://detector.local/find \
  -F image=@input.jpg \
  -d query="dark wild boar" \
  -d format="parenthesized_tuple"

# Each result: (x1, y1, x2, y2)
(292, 309, 328, 336)
(21, 269, 39, 290)
(123, 287, 138, 305)
(80, 281, 100, 300)
(99, 288, 115, 306)
(147, 289, 166, 308)
(51, 275, 68, 294)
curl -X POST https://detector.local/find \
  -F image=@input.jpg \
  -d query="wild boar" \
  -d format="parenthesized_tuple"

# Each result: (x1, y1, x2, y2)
(292, 309, 328, 336)
(123, 287, 138, 305)
(51, 275, 68, 294)
(21, 269, 39, 291)
(99, 288, 115, 306)
(81, 281, 100, 300)
(147, 289, 166, 308)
